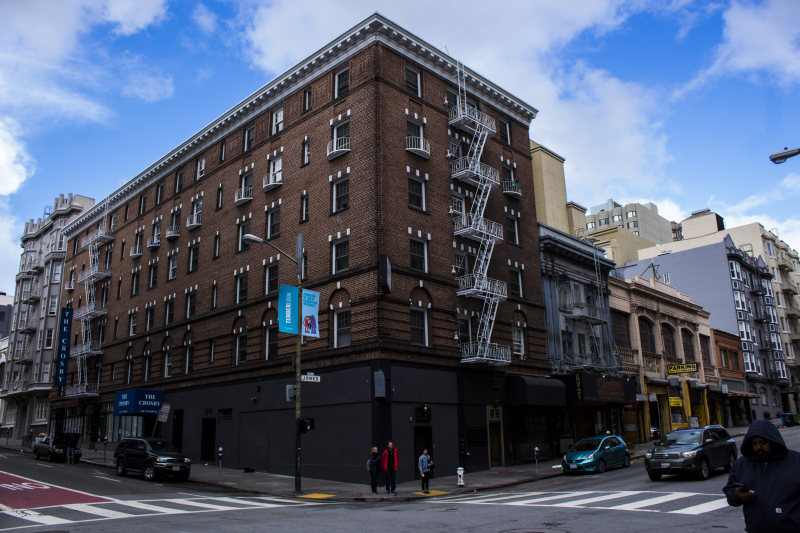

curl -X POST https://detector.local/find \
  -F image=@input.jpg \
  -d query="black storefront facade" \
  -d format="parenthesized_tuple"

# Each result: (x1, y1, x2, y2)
(557, 373, 638, 443)
(103, 359, 566, 484)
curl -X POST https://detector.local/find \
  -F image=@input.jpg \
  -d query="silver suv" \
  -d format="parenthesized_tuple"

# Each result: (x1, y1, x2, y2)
(644, 425, 736, 481)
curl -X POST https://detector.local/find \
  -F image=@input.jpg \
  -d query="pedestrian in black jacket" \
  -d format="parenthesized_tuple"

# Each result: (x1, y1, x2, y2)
(723, 419, 800, 532)
(366, 446, 380, 495)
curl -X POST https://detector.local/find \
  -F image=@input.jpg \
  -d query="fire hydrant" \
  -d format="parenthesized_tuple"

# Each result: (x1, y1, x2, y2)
(457, 467, 465, 487)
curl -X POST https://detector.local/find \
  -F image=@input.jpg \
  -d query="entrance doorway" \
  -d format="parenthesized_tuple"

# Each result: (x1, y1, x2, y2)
(413, 426, 432, 479)
(200, 417, 216, 462)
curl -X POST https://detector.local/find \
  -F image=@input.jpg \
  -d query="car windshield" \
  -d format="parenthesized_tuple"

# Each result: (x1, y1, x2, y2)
(572, 438, 602, 452)
(660, 430, 701, 446)
(147, 439, 178, 452)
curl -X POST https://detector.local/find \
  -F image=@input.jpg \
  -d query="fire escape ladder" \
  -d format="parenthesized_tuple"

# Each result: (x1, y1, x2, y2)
(450, 61, 508, 366)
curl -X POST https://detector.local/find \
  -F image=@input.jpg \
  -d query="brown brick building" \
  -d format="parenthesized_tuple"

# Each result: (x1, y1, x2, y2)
(51, 13, 549, 482)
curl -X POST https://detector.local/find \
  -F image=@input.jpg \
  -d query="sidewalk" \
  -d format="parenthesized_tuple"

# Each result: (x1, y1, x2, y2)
(0, 427, 751, 503)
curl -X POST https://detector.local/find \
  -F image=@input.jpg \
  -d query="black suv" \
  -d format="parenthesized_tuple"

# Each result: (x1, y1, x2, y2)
(644, 425, 737, 481)
(114, 438, 191, 481)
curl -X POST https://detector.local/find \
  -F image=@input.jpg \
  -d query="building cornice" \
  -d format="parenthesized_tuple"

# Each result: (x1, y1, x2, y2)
(64, 12, 538, 237)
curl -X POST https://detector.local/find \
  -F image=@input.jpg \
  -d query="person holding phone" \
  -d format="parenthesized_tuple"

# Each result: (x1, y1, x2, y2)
(723, 419, 800, 532)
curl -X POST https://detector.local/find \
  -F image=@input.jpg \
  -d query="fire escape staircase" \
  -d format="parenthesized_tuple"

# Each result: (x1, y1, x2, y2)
(70, 209, 112, 397)
(450, 62, 509, 365)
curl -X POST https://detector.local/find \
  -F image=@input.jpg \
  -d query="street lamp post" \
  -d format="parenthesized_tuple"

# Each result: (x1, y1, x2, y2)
(770, 147, 800, 164)
(242, 232, 304, 493)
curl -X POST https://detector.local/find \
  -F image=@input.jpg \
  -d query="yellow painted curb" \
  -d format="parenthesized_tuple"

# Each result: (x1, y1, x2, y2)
(413, 490, 449, 496)
(300, 493, 336, 499)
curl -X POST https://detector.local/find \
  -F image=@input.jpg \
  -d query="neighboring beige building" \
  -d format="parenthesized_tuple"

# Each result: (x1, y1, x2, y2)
(608, 273, 718, 443)
(530, 140, 586, 235)
(585, 199, 674, 245)
(586, 226, 656, 266)
(638, 210, 800, 410)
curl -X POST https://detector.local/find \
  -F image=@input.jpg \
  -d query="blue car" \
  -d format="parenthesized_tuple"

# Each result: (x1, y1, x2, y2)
(562, 434, 630, 473)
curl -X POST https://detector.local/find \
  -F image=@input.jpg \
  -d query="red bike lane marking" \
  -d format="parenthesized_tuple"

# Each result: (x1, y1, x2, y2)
(0, 470, 111, 510)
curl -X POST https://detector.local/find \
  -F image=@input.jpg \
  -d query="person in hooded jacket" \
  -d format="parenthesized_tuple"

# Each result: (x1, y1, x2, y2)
(723, 419, 800, 532)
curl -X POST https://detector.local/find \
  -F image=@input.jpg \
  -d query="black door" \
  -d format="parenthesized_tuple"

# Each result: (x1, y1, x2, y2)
(171, 409, 184, 452)
(201, 417, 216, 462)
(413, 426, 433, 479)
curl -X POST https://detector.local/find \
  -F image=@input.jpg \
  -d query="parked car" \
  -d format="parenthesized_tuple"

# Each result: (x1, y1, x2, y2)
(33, 434, 82, 462)
(644, 425, 737, 481)
(114, 437, 191, 481)
(562, 434, 630, 473)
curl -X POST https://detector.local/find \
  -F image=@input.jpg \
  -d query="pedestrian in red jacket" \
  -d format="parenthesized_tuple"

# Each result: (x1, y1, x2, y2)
(381, 441, 399, 494)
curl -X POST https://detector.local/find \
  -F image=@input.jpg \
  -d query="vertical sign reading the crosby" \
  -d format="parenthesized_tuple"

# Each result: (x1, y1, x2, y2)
(302, 289, 320, 338)
(54, 307, 73, 388)
(278, 285, 299, 334)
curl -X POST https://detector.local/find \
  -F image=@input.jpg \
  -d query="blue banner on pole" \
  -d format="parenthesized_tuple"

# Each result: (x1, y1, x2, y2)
(278, 284, 299, 334)
(302, 289, 320, 338)
(54, 308, 73, 388)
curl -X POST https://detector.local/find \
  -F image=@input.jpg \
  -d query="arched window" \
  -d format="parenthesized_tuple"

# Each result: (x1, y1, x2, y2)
(681, 329, 695, 361)
(662, 323, 676, 358)
(638, 317, 655, 353)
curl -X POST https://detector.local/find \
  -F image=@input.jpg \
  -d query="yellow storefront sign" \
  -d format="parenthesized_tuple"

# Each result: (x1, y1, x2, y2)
(667, 363, 698, 374)
(669, 396, 683, 407)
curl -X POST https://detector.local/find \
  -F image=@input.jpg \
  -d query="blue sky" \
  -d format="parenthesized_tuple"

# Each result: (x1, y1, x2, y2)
(1, 0, 799, 294)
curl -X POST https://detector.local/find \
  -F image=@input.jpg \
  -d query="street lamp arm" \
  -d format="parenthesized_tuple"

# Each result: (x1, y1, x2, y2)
(769, 147, 800, 164)
(242, 233, 297, 263)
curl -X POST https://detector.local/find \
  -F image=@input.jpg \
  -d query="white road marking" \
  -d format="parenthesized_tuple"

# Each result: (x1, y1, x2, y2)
(669, 498, 730, 515)
(508, 492, 594, 505)
(161, 498, 244, 511)
(113, 500, 188, 514)
(62, 503, 135, 519)
(93, 474, 121, 482)
(550, 491, 641, 507)
(604, 492, 697, 511)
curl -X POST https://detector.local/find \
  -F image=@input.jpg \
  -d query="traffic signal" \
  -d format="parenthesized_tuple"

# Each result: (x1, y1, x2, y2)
(297, 417, 315, 434)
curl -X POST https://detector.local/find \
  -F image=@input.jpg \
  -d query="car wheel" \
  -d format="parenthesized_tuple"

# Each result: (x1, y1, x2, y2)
(622, 454, 631, 467)
(648, 471, 661, 481)
(143, 462, 156, 481)
(116, 458, 127, 476)
(724, 452, 736, 473)
(596, 459, 607, 473)
(697, 458, 710, 480)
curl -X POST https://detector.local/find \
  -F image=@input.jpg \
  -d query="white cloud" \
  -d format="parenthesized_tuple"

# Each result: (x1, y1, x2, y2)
(121, 60, 174, 103)
(237, 0, 671, 213)
(675, 0, 800, 99)
(192, 3, 217, 34)
(0, 117, 33, 196)
(102, 0, 168, 36)
(0, 197, 23, 293)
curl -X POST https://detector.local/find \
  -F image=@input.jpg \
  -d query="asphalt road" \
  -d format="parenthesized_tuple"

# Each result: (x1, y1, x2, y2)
(2, 426, 798, 532)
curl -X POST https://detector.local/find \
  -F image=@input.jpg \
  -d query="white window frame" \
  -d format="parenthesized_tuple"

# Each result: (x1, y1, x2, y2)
(332, 239, 349, 274)
(512, 327, 525, 358)
(409, 176, 426, 210)
(333, 308, 351, 347)
(164, 348, 171, 378)
(196, 156, 206, 180)
(269, 155, 283, 185)
(409, 238, 428, 273)
(405, 65, 421, 97)
(332, 177, 349, 212)
(334, 68, 349, 98)
(52, 263, 62, 283)
(410, 307, 428, 346)
(244, 125, 255, 152)
(272, 106, 284, 135)
(168, 255, 177, 280)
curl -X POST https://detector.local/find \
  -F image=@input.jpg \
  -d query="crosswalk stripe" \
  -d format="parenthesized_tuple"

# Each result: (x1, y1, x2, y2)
(668, 498, 730, 515)
(3, 508, 71, 525)
(508, 492, 593, 505)
(162, 498, 245, 511)
(207, 497, 283, 508)
(550, 491, 641, 507)
(114, 500, 189, 514)
(62, 503, 136, 519)
(603, 492, 696, 510)
(447, 492, 540, 504)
